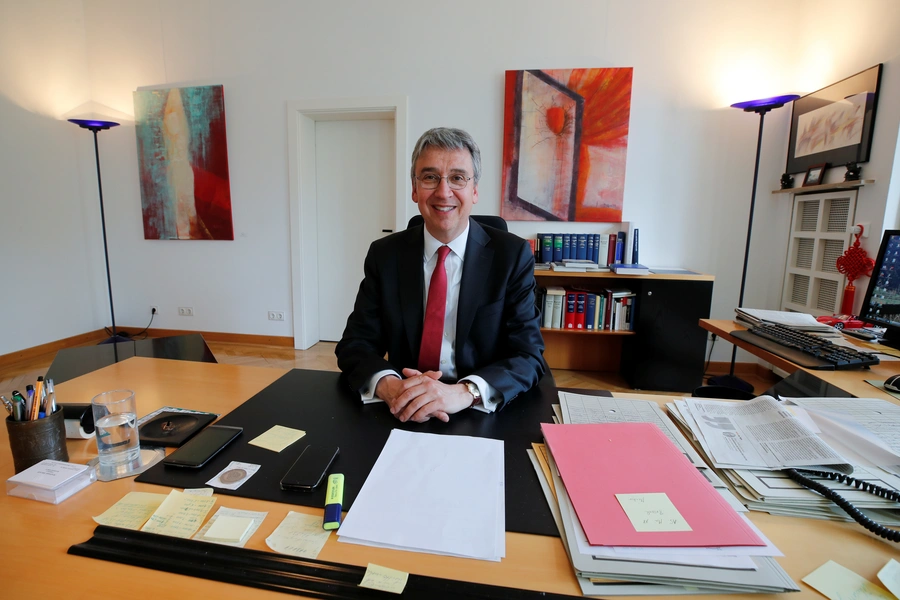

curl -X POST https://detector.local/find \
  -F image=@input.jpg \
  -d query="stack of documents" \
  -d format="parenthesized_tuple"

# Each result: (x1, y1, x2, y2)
(338, 430, 505, 561)
(529, 392, 798, 596)
(666, 396, 900, 525)
(734, 308, 837, 335)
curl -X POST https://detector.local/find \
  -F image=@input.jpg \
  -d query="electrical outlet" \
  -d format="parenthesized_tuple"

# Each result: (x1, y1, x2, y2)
(268, 311, 285, 321)
(178, 307, 194, 317)
(150, 306, 159, 315)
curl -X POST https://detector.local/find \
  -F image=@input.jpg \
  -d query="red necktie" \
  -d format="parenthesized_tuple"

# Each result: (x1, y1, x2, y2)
(418, 245, 451, 372)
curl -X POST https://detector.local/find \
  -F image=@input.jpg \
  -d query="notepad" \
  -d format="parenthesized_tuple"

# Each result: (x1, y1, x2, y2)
(204, 515, 253, 542)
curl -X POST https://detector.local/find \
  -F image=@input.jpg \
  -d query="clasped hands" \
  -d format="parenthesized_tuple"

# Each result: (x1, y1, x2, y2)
(375, 368, 473, 423)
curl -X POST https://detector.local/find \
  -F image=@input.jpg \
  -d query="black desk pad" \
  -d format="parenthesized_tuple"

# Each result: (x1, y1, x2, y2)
(136, 369, 611, 537)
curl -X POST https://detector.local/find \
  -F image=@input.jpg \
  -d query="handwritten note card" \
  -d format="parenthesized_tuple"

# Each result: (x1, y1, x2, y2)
(249, 425, 306, 452)
(803, 560, 895, 600)
(879, 559, 900, 599)
(141, 490, 217, 539)
(93, 492, 168, 530)
(615, 493, 692, 532)
(359, 563, 409, 594)
(265, 511, 332, 559)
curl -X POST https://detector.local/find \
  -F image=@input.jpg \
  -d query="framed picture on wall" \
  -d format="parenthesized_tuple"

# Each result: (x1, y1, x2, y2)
(785, 64, 882, 175)
(802, 163, 827, 187)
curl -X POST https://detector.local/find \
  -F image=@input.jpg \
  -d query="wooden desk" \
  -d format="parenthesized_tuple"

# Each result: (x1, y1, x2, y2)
(3, 357, 898, 599)
(700, 319, 900, 401)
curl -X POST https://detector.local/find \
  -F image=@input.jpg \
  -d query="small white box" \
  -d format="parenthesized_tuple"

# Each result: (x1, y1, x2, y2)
(6, 459, 96, 504)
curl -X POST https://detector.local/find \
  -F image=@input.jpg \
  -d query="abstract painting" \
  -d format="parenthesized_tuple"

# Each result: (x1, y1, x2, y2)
(786, 64, 882, 175)
(133, 85, 234, 240)
(501, 68, 633, 222)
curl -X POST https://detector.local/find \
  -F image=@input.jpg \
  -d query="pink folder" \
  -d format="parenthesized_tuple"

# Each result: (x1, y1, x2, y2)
(542, 422, 763, 547)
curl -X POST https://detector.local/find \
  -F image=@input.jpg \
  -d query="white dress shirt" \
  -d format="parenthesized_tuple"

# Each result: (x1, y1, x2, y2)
(360, 224, 498, 412)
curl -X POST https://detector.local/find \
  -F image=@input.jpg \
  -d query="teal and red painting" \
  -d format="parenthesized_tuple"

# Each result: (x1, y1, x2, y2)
(501, 68, 632, 222)
(133, 85, 234, 240)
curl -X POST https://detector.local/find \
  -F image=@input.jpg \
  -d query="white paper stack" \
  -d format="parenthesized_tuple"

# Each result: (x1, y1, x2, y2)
(734, 308, 837, 335)
(338, 430, 505, 561)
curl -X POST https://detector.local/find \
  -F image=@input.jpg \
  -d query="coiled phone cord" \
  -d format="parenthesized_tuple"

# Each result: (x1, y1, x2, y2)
(785, 468, 900, 543)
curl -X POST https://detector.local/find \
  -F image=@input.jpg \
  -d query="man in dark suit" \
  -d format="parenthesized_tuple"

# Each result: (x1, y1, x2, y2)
(336, 127, 545, 423)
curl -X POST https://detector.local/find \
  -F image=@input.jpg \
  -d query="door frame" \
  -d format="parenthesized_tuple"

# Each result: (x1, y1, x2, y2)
(287, 96, 408, 349)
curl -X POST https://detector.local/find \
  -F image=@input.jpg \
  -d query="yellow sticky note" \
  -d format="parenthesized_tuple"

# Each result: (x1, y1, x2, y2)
(204, 516, 253, 542)
(877, 559, 900, 599)
(141, 490, 217, 539)
(615, 493, 692, 532)
(93, 492, 169, 530)
(249, 425, 306, 452)
(803, 560, 895, 600)
(359, 563, 409, 595)
(265, 511, 332, 559)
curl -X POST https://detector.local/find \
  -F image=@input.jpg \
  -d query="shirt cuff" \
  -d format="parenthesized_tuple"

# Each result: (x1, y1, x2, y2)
(459, 375, 498, 413)
(360, 370, 399, 404)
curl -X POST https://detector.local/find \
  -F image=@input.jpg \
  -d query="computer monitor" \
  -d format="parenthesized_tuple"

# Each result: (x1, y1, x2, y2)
(859, 229, 900, 349)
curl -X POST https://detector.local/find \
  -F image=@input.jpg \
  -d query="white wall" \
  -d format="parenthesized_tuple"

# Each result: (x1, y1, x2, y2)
(3, 0, 900, 360)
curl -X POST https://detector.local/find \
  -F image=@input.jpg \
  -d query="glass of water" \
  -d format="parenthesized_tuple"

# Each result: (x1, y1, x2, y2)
(91, 389, 141, 468)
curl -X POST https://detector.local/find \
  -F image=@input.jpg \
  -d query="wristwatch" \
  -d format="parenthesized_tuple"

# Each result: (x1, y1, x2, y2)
(462, 381, 482, 407)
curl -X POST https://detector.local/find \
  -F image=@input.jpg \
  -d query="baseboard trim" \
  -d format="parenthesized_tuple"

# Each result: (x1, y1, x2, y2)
(0, 330, 109, 369)
(112, 328, 295, 348)
(0, 329, 295, 369)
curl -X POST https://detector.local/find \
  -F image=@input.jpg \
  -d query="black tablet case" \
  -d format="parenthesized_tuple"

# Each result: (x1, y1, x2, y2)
(136, 368, 609, 537)
(139, 411, 217, 447)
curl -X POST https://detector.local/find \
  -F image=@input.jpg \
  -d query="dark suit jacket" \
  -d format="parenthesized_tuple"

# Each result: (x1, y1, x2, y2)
(335, 219, 545, 408)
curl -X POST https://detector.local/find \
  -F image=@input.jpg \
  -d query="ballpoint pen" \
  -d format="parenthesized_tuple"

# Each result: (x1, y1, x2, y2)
(1, 395, 12, 417)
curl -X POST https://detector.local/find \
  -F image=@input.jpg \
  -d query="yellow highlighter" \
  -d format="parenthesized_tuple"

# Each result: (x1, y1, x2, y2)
(323, 474, 344, 530)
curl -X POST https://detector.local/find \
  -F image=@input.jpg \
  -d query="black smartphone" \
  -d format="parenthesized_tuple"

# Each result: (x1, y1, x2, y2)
(280, 445, 340, 491)
(163, 425, 243, 468)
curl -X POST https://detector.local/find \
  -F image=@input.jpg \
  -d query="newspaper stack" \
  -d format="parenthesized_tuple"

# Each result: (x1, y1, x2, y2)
(528, 392, 799, 596)
(665, 396, 900, 525)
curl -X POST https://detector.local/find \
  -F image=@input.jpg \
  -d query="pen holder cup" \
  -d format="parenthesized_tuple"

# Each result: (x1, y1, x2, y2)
(6, 408, 68, 473)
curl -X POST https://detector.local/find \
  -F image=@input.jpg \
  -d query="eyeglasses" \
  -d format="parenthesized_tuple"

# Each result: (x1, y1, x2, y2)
(415, 173, 472, 190)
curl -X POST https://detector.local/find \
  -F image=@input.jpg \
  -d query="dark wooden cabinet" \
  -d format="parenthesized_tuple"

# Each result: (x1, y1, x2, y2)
(535, 271, 714, 392)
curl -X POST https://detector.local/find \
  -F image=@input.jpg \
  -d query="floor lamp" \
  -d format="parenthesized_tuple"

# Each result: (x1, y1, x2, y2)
(708, 94, 800, 392)
(69, 119, 129, 345)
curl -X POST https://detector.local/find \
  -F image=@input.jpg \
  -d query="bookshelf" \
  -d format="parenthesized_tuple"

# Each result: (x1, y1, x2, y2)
(535, 270, 714, 392)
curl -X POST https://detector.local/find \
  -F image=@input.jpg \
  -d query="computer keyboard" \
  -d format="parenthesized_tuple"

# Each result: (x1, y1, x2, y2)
(730, 323, 880, 370)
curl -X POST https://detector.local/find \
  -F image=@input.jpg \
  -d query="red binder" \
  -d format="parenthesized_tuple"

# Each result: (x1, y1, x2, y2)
(542, 422, 764, 547)
(563, 290, 577, 329)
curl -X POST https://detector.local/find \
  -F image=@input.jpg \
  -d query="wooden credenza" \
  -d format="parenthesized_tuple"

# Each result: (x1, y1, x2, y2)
(535, 270, 714, 392)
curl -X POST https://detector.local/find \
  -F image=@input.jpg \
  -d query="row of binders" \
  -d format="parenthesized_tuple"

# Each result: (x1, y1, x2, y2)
(538, 287, 636, 331)
(530, 391, 799, 595)
(531, 227, 638, 268)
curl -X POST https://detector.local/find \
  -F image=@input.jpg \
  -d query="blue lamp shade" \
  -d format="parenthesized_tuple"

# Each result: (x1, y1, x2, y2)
(68, 119, 120, 131)
(730, 94, 801, 114)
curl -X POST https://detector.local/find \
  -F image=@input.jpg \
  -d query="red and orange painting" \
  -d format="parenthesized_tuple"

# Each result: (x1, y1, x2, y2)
(501, 68, 632, 222)
(133, 84, 234, 240)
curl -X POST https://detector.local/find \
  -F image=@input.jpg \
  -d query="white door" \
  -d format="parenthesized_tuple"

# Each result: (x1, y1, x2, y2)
(315, 118, 395, 341)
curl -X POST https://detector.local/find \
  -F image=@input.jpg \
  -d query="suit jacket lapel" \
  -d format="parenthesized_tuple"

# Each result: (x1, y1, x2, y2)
(399, 227, 425, 356)
(457, 221, 493, 349)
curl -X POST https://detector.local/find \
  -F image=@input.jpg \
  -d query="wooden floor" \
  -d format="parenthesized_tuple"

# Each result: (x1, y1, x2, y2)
(0, 338, 779, 401)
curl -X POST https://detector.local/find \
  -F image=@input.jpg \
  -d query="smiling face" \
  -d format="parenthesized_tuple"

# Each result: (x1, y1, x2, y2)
(412, 146, 479, 243)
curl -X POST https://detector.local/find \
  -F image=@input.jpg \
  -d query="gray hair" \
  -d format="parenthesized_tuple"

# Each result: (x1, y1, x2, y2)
(410, 127, 482, 184)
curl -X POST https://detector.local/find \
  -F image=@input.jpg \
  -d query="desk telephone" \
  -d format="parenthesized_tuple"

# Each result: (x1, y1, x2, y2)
(787, 468, 900, 542)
